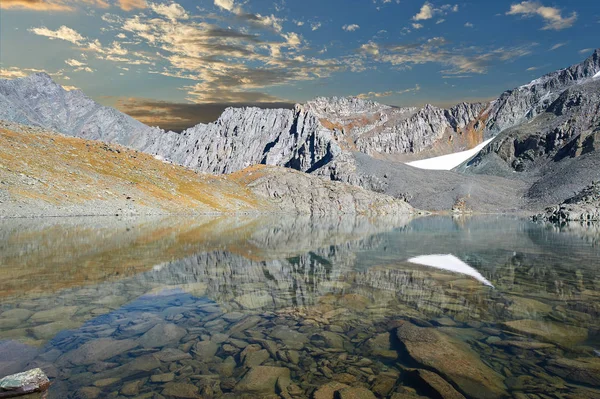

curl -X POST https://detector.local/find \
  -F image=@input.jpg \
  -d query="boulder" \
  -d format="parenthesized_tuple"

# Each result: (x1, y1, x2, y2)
(62, 338, 137, 365)
(546, 357, 600, 386)
(396, 322, 506, 399)
(162, 382, 199, 398)
(409, 369, 466, 399)
(313, 382, 349, 399)
(502, 320, 587, 347)
(138, 323, 186, 348)
(337, 386, 377, 399)
(234, 366, 290, 394)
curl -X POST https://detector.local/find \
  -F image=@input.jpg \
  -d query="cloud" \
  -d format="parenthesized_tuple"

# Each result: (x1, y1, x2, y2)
(115, 97, 294, 131)
(361, 37, 534, 75)
(214, 0, 236, 12)
(28, 25, 85, 44)
(0, 0, 73, 11)
(412, 23, 423, 29)
(342, 24, 360, 31)
(311, 22, 322, 31)
(413, 3, 433, 20)
(0, 67, 46, 79)
(526, 66, 540, 71)
(579, 48, 594, 55)
(65, 59, 86, 67)
(356, 84, 420, 99)
(62, 85, 79, 91)
(150, 2, 188, 20)
(464, 22, 474, 27)
(117, 0, 146, 11)
(412, 2, 458, 22)
(549, 42, 566, 51)
(506, 1, 577, 30)
(1, 0, 141, 11)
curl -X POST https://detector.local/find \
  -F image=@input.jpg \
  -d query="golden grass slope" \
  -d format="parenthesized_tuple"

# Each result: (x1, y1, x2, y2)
(0, 121, 272, 216)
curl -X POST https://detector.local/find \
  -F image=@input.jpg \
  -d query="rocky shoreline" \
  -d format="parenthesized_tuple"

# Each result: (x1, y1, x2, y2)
(532, 182, 600, 222)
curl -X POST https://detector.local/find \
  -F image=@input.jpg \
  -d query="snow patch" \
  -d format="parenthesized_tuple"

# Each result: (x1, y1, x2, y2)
(408, 254, 494, 287)
(406, 138, 494, 171)
(593, 70, 600, 79)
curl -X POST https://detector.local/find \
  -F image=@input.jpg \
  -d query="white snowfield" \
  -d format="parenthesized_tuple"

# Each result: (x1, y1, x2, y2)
(406, 138, 494, 170)
(593, 70, 600, 79)
(407, 254, 494, 287)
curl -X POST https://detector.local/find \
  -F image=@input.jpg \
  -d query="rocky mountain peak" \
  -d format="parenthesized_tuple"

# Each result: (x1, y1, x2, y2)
(306, 96, 391, 117)
(485, 48, 600, 137)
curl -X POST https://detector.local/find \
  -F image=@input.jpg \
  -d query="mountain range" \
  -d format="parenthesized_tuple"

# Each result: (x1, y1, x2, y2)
(1, 49, 599, 213)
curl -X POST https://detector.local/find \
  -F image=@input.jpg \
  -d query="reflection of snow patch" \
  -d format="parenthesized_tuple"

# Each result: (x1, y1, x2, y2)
(593, 71, 600, 79)
(406, 138, 494, 171)
(408, 254, 494, 287)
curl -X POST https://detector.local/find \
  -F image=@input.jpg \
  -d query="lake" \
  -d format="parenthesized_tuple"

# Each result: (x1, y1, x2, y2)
(0, 215, 599, 399)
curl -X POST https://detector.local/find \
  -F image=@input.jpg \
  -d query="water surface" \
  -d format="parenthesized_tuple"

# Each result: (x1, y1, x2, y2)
(0, 215, 599, 399)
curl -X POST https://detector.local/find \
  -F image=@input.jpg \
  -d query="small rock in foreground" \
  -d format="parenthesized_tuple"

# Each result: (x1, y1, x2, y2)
(0, 368, 50, 397)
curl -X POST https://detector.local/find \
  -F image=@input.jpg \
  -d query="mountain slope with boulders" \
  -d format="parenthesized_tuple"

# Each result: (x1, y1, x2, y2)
(458, 52, 600, 209)
(0, 121, 414, 218)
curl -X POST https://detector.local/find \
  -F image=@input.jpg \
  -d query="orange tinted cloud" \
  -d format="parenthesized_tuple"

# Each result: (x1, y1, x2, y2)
(1, 0, 145, 11)
(117, 0, 147, 11)
(0, 0, 74, 11)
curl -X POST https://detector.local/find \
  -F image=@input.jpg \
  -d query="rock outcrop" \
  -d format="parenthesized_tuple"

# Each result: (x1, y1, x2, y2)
(532, 182, 600, 222)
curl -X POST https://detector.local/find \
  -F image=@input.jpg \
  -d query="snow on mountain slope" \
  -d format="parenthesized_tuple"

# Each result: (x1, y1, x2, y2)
(406, 138, 494, 170)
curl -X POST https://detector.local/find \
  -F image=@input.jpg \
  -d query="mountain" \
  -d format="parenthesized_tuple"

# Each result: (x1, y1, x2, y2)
(1, 50, 599, 213)
(0, 120, 413, 217)
(0, 72, 161, 148)
(459, 53, 600, 208)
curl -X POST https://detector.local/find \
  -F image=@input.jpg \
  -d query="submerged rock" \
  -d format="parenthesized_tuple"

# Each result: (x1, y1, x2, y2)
(0, 368, 50, 397)
(502, 320, 588, 347)
(546, 357, 600, 386)
(409, 369, 466, 399)
(61, 338, 137, 365)
(396, 322, 507, 399)
(234, 366, 290, 394)
(138, 323, 186, 348)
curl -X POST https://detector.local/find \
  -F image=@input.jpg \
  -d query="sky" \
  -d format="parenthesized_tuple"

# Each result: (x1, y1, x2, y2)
(0, 0, 598, 131)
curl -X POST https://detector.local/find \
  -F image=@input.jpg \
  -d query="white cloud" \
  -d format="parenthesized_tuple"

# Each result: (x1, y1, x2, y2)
(506, 1, 577, 30)
(412, 2, 459, 27)
(413, 3, 433, 20)
(549, 42, 565, 51)
(150, 2, 188, 20)
(342, 24, 360, 32)
(464, 22, 474, 27)
(311, 22, 322, 31)
(362, 37, 534, 75)
(214, 0, 237, 12)
(356, 84, 420, 99)
(65, 59, 86, 67)
(28, 25, 85, 44)
(579, 48, 594, 55)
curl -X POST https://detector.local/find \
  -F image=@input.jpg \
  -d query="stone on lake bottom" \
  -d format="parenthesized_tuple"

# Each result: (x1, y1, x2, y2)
(162, 382, 199, 398)
(234, 366, 290, 394)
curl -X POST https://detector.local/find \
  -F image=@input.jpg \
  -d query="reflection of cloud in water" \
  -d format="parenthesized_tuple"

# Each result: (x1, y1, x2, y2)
(408, 254, 494, 287)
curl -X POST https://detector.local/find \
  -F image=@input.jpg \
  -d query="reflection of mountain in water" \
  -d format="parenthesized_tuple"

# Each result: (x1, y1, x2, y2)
(2, 214, 600, 349)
